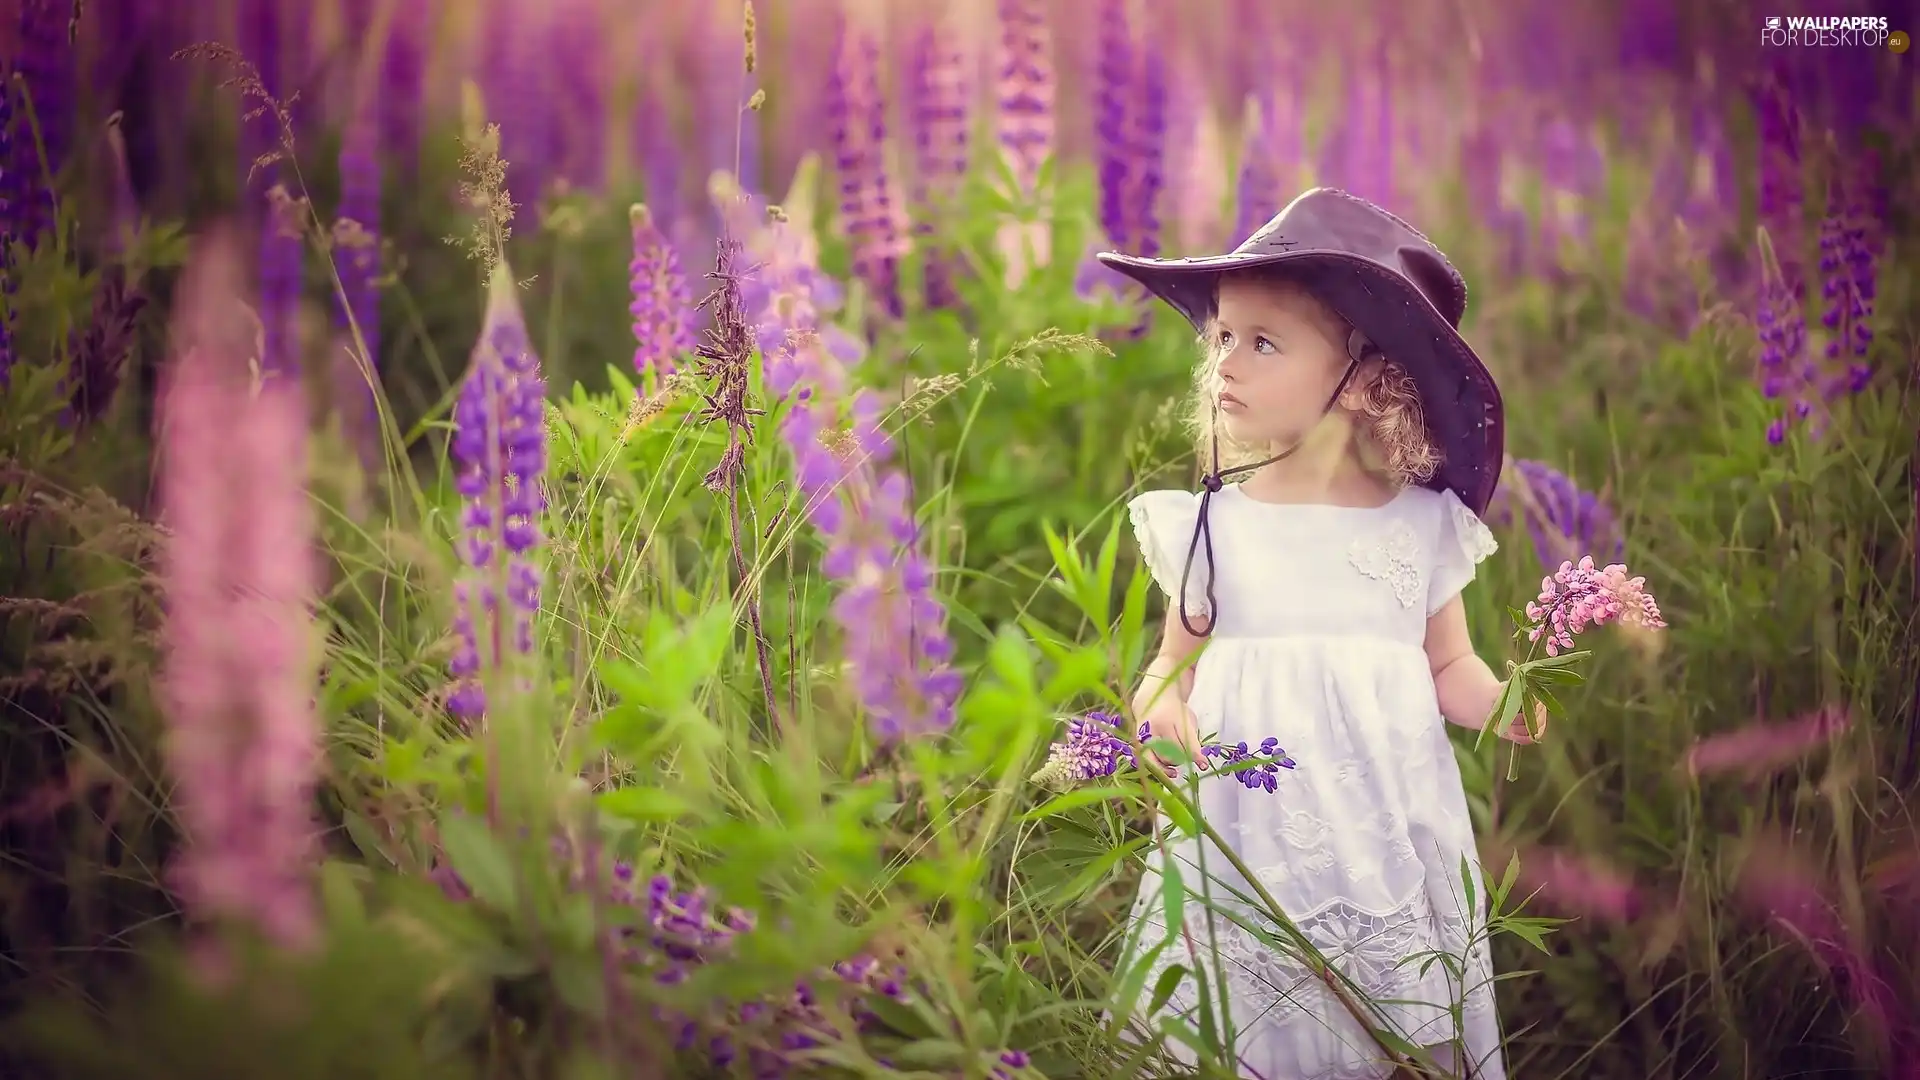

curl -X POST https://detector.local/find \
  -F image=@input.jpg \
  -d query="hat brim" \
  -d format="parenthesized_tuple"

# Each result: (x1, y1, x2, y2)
(1095, 249, 1505, 516)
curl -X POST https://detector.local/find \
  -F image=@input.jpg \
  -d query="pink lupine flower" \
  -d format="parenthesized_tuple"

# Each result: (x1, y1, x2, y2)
(907, 19, 971, 310)
(993, 0, 1055, 286)
(1524, 555, 1666, 656)
(1683, 705, 1850, 781)
(1513, 845, 1641, 923)
(155, 225, 323, 956)
(628, 203, 697, 378)
(1167, 75, 1229, 256)
(1736, 835, 1902, 1046)
(994, 0, 1055, 197)
(827, 14, 908, 318)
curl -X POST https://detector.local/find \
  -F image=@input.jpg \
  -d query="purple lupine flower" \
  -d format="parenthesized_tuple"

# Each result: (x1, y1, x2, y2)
(1753, 231, 1817, 446)
(1092, 0, 1133, 253)
(1076, 0, 1140, 305)
(435, 835, 1041, 1077)
(1819, 159, 1879, 394)
(995, 0, 1055, 197)
(0, 72, 14, 386)
(258, 186, 303, 379)
(236, 0, 285, 224)
(479, 4, 556, 214)
(907, 22, 970, 310)
(776, 330, 960, 741)
(547, 14, 607, 191)
(1487, 459, 1625, 571)
(992, 1049, 1033, 1078)
(1202, 737, 1298, 793)
(377, 1, 430, 166)
(827, 15, 906, 319)
(155, 225, 322, 956)
(1233, 87, 1289, 246)
(628, 204, 697, 378)
(1029, 712, 1138, 789)
(711, 175, 865, 378)
(1031, 711, 1296, 792)
(1076, 13, 1164, 324)
(333, 115, 380, 375)
(1322, 36, 1394, 209)
(14, 0, 74, 247)
(1128, 44, 1167, 259)
(446, 272, 548, 723)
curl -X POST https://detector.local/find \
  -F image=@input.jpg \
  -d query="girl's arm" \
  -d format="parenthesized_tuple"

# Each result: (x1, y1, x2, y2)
(1132, 607, 1208, 765)
(1424, 595, 1543, 742)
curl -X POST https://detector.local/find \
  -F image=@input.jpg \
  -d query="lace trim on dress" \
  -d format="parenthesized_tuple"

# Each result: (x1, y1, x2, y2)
(1450, 496, 1499, 565)
(1348, 520, 1424, 609)
(1129, 498, 1210, 617)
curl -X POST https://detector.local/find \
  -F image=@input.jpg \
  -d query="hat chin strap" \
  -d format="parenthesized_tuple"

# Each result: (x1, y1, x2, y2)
(1175, 329, 1375, 638)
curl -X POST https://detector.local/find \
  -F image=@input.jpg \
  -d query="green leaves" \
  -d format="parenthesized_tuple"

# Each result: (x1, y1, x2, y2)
(592, 601, 733, 765)
(436, 812, 517, 910)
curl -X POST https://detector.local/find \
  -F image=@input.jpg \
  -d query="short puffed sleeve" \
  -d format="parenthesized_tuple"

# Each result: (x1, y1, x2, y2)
(1427, 488, 1500, 616)
(1126, 489, 1211, 619)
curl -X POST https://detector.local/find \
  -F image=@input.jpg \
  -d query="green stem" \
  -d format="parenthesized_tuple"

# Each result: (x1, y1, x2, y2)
(1131, 746, 1429, 1078)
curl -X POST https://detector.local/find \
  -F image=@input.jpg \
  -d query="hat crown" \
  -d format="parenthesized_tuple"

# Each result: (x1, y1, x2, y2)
(1233, 188, 1469, 328)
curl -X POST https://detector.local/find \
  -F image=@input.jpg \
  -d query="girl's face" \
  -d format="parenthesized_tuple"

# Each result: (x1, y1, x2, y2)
(1207, 277, 1362, 448)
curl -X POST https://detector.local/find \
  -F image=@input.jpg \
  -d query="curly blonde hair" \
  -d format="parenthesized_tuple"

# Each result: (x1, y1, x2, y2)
(1185, 271, 1442, 486)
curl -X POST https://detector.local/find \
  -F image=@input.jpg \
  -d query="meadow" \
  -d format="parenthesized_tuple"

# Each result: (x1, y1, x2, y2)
(0, 0, 1915, 1077)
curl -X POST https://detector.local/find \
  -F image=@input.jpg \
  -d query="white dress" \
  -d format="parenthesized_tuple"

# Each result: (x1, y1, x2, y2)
(1121, 482, 1506, 1080)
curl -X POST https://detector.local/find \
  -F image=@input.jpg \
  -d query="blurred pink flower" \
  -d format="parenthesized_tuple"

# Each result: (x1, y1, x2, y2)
(1524, 555, 1666, 656)
(1515, 845, 1642, 923)
(155, 225, 323, 957)
(1683, 705, 1851, 781)
(1736, 835, 1902, 1050)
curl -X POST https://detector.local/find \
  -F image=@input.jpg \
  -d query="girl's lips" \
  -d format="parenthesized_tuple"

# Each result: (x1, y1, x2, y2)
(1219, 392, 1245, 411)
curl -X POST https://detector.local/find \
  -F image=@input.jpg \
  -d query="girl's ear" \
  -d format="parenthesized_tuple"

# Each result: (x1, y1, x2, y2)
(1337, 356, 1387, 411)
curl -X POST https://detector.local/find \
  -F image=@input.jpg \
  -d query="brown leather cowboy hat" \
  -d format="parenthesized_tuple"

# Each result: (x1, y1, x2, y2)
(1095, 187, 1505, 516)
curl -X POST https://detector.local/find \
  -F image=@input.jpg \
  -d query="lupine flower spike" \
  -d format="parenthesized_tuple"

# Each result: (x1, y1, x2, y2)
(826, 15, 907, 318)
(447, 270, 549, 723)
(993, 0, 1055, 286)
(907, 21, 971, 310)
(1488, 459, 1625, 571)
(1752, 227, 1816, 446)
(775, 329, 961, 741)
(628, 203, 697, 380)
(155, 226, 322, 959)
(1524, 555, 1666, 656)
(1819, 158, 1879, 394)
(432, 850, 1032, 1077)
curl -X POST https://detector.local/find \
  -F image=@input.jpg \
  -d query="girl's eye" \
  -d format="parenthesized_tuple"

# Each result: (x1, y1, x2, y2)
(1254, 336, 1277, 354)
(1217, 331, 1235, 350)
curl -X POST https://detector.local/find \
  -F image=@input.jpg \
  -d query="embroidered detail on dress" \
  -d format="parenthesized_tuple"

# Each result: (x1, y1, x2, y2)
(1130, 889, 1500, 1038)
(1348, 520, 1423, 609)
(1451, 496, 1500, 564)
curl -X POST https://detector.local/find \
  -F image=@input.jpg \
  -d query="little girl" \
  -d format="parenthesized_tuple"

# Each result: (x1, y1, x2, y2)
(1094, 188, 1539, 1080)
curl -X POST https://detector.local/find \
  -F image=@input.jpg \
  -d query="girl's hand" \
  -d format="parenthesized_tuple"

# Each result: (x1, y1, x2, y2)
(1501, 701, 1550, 745)
(1143, 703, 1208, 775)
